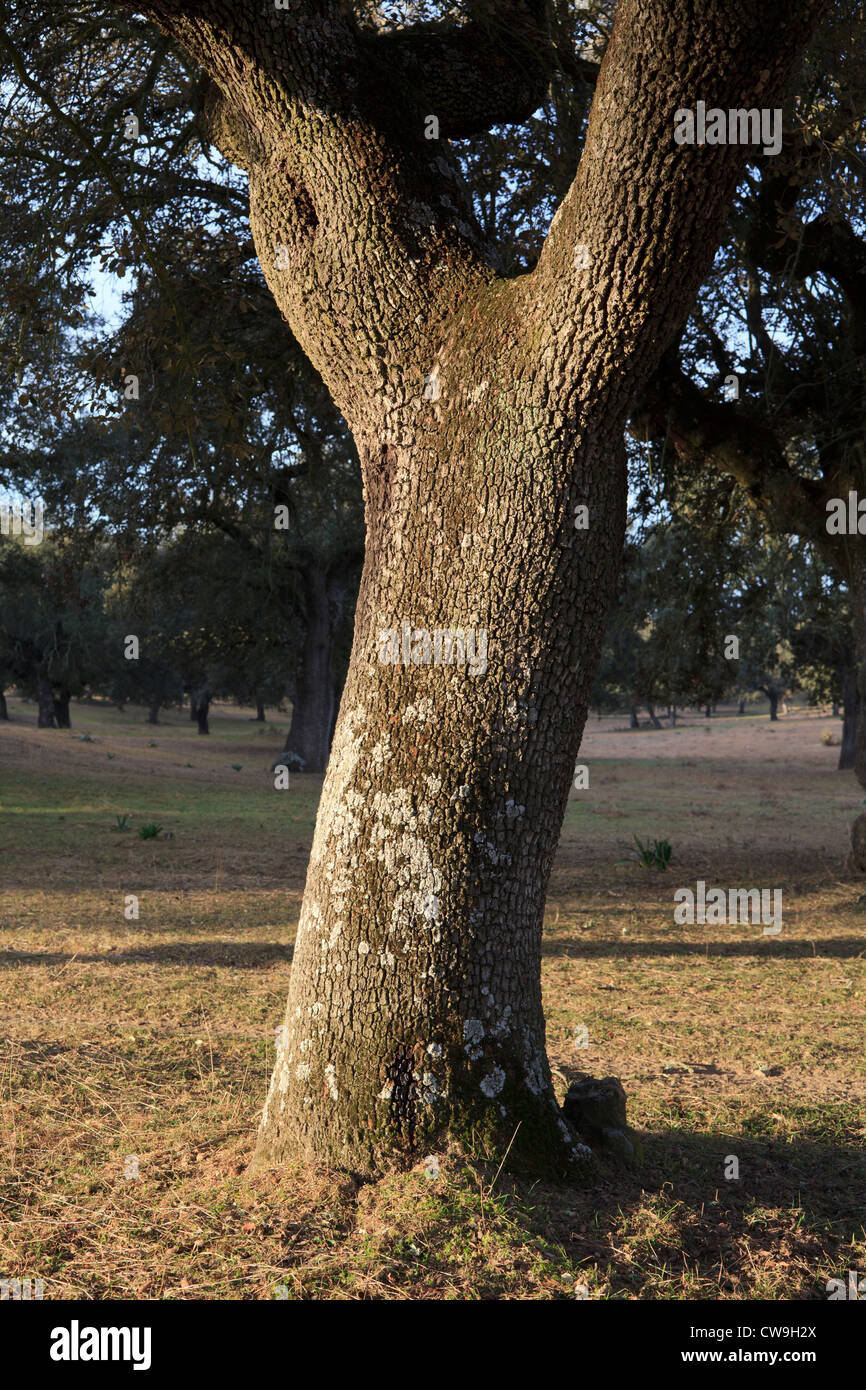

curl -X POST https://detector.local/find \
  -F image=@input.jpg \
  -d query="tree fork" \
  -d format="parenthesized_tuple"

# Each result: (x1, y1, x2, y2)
(115, 0, 832, 1175)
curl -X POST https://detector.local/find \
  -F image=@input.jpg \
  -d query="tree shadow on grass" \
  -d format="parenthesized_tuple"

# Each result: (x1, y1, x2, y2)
(542, 937, 866, 959)
(511, 1123, 866, 1299)
(0, 942, 295, 968)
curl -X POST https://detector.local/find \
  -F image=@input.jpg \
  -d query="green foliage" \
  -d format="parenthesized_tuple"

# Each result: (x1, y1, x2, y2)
(137, 822, 162, 840)
(627, 836, 673, 872)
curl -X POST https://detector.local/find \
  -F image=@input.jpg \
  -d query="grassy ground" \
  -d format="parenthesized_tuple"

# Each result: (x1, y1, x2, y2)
(1, 695, 864, 1299)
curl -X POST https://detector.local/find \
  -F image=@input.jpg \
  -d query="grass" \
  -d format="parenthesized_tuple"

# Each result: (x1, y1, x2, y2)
(0, 695, 864, 1299)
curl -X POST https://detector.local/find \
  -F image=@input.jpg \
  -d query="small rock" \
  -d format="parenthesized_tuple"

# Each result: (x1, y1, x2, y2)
(562, 1076, 643, 1164)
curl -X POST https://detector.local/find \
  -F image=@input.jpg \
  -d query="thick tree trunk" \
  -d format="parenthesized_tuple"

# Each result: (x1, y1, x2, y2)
(0, 690, 7, 720)
(254, 700, 265, 722)
(768, 691, 779, 721)
(846, 553, 866, 872)
(281, 566, 335, 773)
(839, 667, 859, 771)
(256, 427, 628, 1177)
(53, 688, 72, 729)
(36, 677, 56, 729)
(138, 0, 829, 1176)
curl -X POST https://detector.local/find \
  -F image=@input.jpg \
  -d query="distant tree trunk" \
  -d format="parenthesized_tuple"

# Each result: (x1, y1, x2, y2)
(667, 705, 676, 725)
(36, 677, 56, 728)
(768, 691, 779, 721)
(146, 698, 161, 725)
(738, 699, 746, 715)
(647, 703, 662, 729)
(704, 704, 711, 718)
(189, 697, 198, 722)
(839, 668, 859, 771)
(53, 688, 72, 728)
(255, 700, 266, 722)
(629, 707, 639, 729)
(281, 565, 336, 773)
(0, 690, 7, 720)
(195, 691, 211, 736)
(832, 700, 840, 718)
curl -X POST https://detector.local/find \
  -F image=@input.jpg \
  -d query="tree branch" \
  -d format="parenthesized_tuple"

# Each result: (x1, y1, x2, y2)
(529, 0, 832, 410)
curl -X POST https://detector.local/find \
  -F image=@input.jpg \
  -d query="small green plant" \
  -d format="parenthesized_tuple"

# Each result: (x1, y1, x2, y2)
(231, 763, 242, 771)
(138, 822, 162, 840)
(627, 836, 673, 871)
(114, 813, 130, 831)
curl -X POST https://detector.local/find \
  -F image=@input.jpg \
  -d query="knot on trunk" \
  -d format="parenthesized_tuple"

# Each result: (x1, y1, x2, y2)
(200, 81, 260, 172)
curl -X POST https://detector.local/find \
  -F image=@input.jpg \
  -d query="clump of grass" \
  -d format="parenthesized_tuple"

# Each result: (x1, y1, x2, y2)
(113, 814, 131, 832)
(137, 822, 163, 840)
(626, 836, 673, 871)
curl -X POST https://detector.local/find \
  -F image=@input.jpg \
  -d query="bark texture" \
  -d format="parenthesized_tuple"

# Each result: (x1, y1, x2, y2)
(128, 0, 831, 1175)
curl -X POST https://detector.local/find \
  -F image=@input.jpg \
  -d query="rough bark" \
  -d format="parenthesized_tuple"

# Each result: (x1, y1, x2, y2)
(126, 0, 831, 1175)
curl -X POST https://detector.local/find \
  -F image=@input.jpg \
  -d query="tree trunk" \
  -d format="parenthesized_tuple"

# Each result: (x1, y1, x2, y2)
(647, 703, 662, 729)
(53, 688, 72, 729)
(0, 690, 7, 720)
(133, 0, 829, 1176)
(629, 707, 639, 729)
(147, 698, 161, 725)
(839, 667, 858, 771)
(36, 677, 56, 729)
(256, 431, 629, 1176)
(280, 565, 335, 773)
(195, 692, 211, 736)
(738, 699, 746, 716)
(768, 691, 779, 721)
(832, 700, 840, 718)
(704, 704, 711, 719)
(255, 700, 265, 722)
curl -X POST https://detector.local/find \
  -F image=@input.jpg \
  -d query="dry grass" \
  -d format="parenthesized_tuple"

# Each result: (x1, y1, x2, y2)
(1, 695, 864, 1299)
